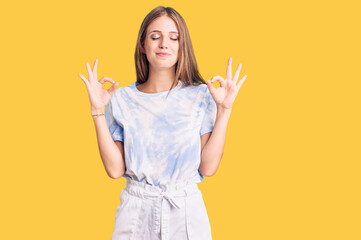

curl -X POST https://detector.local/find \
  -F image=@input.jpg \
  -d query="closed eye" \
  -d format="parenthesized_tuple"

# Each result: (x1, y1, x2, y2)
(151, 37, 179, 41)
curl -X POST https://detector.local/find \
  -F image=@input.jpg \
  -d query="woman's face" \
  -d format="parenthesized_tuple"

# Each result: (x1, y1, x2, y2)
(143, 15, 179, 71)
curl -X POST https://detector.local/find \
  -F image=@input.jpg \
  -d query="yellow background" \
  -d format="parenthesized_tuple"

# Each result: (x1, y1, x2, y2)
(1, 0, 360, 239)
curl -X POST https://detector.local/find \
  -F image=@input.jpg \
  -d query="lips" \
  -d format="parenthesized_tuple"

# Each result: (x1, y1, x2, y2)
(156, 52, 170, 56)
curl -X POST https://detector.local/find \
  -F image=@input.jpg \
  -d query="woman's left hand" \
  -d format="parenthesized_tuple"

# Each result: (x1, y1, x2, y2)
(207, 57, 247, 110)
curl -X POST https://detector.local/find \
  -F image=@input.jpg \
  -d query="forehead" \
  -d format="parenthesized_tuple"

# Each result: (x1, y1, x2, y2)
(147, 15, 179, 34)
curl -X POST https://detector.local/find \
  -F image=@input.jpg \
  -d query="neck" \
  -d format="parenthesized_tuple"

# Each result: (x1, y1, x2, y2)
(141, 66, 177, 93)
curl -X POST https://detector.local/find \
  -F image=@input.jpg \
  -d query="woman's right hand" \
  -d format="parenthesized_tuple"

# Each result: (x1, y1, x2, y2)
(78, 59, 119, 114)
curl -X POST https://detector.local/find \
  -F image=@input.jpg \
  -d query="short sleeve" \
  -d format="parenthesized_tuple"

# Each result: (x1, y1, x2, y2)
(200, 88, 217, 136)
(104, 98, 124, 142)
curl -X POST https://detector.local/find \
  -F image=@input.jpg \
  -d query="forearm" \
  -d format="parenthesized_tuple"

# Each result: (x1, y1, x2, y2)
(92, 111, 125, 179)
(199, 106, 232, 176)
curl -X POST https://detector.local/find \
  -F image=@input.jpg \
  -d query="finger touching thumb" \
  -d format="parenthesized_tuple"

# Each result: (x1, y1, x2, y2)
(207, 79, 216, 95)
(108, 82, 119, 95)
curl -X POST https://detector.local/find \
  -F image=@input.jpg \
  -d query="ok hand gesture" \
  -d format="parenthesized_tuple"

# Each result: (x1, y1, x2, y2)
(207, 57, 247, 110)
(78, 59, 119, 113)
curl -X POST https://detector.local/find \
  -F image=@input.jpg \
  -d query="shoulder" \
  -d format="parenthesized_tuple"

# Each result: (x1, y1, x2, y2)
(110, 83, 135, 101)
(182, 82, 209, 97)
(192, 83, 212, 102)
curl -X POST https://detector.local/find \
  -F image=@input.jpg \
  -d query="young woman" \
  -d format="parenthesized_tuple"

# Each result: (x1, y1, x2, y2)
(79, 6, 247, 240)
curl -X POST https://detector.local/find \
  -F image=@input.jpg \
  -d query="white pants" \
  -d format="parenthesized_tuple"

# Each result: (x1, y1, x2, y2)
(111, 178, 212, 240)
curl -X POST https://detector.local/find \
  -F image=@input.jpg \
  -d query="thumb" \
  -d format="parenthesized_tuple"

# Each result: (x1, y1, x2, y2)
(107, 82, 119, 95)
(79, 73, 90, 88)
(207, 79, 216, 95)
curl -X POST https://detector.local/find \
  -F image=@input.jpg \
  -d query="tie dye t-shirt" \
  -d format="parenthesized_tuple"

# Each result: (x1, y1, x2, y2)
(104, 80, 217, 188)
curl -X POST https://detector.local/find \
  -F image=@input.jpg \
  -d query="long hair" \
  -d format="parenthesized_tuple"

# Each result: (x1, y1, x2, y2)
(134, 6, 206, 94)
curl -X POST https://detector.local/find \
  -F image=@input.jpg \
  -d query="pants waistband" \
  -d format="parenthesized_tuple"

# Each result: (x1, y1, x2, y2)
(124, 178, 200, 207)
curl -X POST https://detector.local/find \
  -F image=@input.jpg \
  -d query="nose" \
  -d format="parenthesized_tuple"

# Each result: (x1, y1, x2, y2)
(159, 38, 168, 49)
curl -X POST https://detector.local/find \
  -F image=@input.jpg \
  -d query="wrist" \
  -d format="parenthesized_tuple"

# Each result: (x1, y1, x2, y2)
(91, 112, 105, 121)
(216, 105, 232, 114)
(91, 107, 105, 115)
(91, 107, 105, 120)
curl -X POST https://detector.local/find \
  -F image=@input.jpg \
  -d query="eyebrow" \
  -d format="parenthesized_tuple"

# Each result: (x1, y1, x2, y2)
(148, 30, 179, 35)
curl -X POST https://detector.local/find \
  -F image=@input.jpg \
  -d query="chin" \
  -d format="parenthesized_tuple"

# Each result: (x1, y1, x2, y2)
(150, 61, 177, 70)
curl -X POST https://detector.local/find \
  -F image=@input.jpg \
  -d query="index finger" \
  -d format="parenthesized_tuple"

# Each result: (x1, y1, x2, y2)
(226, 57, 232, 80)
(86, 62, 94, 81)
(93, 59, 98, 81)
